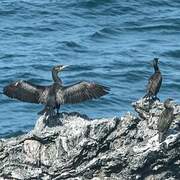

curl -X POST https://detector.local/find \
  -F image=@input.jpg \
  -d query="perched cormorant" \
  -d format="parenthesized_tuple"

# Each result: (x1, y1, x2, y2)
(3, 65, 109, 116)
(144, 58, 162, 101)
(157, 98, 175, 143)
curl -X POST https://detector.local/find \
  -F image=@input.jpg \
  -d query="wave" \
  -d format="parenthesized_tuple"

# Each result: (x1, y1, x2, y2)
(0, 130, 25, 138)
(123, 24, 180, 32)
(90, 27, 119, 40)
(78, 0, 113, 8)
(62, 41, 82, 48)
(163, 50, 180, 58)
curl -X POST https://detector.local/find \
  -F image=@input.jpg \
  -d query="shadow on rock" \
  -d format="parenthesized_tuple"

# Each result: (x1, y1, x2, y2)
(0, 98, 179, 180)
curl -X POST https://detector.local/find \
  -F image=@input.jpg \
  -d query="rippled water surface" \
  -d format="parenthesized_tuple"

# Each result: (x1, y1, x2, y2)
(0, 0, 180, 137)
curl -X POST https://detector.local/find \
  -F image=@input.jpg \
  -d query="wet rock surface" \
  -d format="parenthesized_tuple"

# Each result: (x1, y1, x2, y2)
(0, 99, 180, 180)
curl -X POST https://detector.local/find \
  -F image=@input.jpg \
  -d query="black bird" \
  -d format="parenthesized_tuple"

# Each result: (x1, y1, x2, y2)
(144, 58, 162, 101)
(3, 65, 109, 116)
(157, 98, 175, 143)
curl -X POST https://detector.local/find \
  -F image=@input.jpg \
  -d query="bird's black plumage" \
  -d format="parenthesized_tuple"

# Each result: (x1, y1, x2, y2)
(3, 65, 110, 116)
(144, 58, 162, 101)
(3, 81, 50, 104)
(157, 98, 175, 143)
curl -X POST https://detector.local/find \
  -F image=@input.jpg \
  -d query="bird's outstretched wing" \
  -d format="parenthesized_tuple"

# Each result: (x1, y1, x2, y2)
(3, 80, 49, 104)
(57, 81, 110, 104)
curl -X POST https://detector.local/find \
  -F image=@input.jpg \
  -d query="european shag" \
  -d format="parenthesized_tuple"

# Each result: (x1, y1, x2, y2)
(144, 58, 162, 101)
(3, 65, 110, 116)
(157, 98, 175, 143)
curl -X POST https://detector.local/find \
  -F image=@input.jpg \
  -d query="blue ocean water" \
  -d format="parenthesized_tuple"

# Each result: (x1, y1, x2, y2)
(0, 0, 180, 137)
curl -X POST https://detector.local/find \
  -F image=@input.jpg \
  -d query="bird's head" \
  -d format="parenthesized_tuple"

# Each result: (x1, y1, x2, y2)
(52, 65, 69, 73)
(164, 98, 174, 109)
(150, 58, 160, 72)
(151, 58, 159, 66)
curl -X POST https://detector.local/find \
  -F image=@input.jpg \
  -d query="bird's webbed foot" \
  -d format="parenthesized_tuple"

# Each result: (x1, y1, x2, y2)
(56, 104, 60, 115)
(49, 109, 56, 117)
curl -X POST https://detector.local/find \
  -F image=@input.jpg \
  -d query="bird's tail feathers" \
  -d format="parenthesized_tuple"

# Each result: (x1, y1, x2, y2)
(38, 106, 55, 116)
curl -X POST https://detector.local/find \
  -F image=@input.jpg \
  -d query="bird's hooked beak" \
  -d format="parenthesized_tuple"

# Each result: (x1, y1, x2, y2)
(61, 65, 69, 70)
(58, 65, 70, 72)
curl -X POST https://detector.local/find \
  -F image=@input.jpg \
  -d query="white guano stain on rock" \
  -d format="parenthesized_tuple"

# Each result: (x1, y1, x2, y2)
(0, 99, 179, 180)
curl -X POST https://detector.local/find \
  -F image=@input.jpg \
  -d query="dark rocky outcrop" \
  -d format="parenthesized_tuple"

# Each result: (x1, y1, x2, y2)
(0, 98, 180, 180)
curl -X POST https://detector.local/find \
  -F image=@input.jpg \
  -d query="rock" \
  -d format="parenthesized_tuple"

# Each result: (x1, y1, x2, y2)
(0, 99, 180, 180)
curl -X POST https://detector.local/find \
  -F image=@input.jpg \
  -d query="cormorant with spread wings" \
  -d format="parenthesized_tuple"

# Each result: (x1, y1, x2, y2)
(3, 65, 110, 116)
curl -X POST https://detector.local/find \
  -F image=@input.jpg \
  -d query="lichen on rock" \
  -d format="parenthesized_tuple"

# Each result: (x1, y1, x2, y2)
(0, 98, 179, 180)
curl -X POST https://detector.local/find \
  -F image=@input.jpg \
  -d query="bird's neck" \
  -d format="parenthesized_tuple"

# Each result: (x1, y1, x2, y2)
(52, 71, 62, 84)
(154, 64, 160, 72)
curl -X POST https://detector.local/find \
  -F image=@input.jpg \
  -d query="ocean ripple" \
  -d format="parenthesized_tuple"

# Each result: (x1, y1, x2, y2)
(0, 0, 180, 137)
